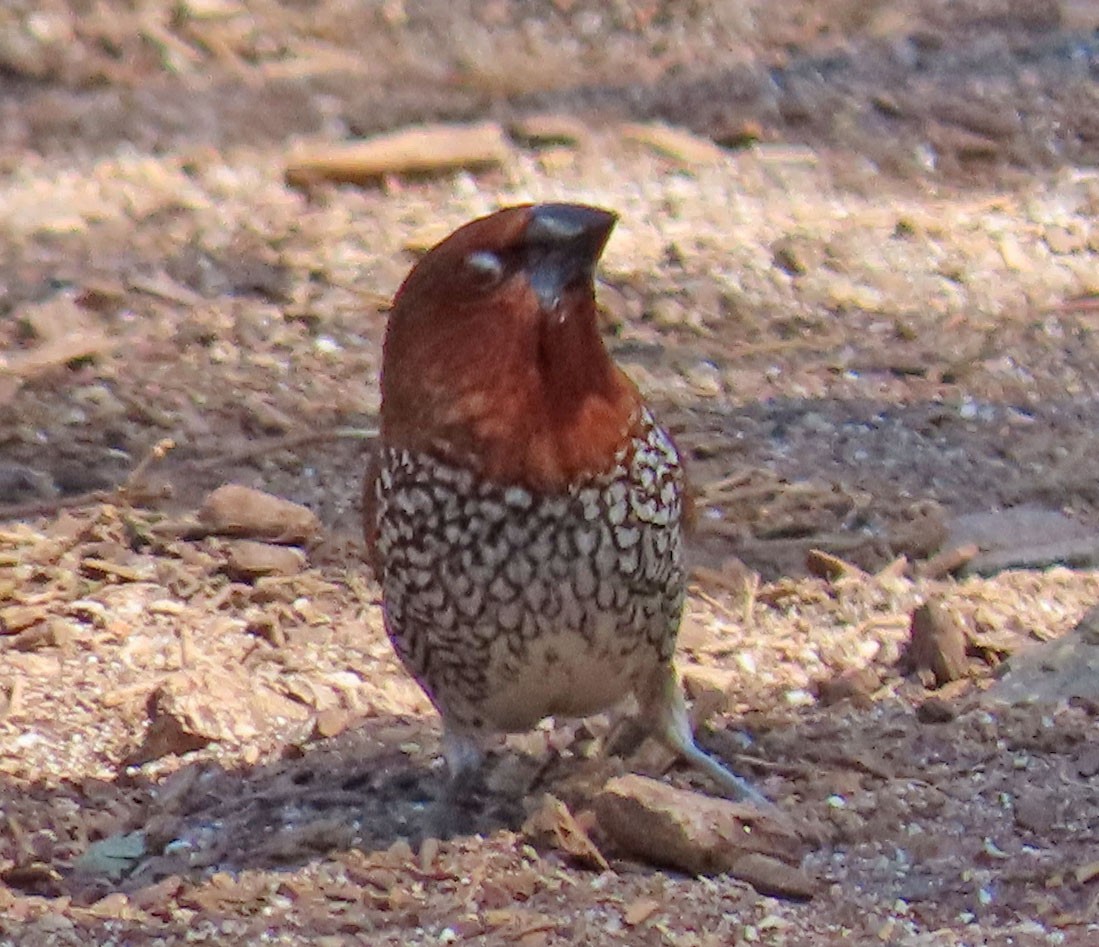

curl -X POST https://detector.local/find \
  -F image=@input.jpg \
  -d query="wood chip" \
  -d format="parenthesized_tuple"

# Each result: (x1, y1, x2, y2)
(224, 539, 306, 580)
(805, 548, 865, 581)
(285, 122, 511, 188)
(522, 794, 609, 872)
(900, 600, 969, 687)
(594, 774, 813, 896)
(80, 556, 151, 582)
(313, 707, 352, 739)
(620, 122, 726, 165)
(509, 113, 589, 147)
(0, 332, 115, 382)
(0, 605, 48, 635)
(622, 897, 661, 926)
(918, 542, 979, 579)
(130, 668, 311, 763)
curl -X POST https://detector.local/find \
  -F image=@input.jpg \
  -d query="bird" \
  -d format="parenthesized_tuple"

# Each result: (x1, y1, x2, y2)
(363, 202, 769, 807)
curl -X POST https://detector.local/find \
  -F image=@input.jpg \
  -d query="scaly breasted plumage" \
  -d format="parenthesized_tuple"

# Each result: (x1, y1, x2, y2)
(364, 203, 766, 804)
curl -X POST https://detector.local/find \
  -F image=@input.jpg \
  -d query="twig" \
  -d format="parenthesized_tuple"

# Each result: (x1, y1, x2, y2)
(186, 427, 377, 472)
(695, 468, 757, 504)
(0, 429, 375, 522)
(694, 588, 743, 625)
(178, 624, 193, 669)
(743, 572, 759, 623)
(0, 438, 176, 522)
(733, 753, 813, 778)
(124, 437, 176, 493)
(0, 489, 117, 521)
(734, 332, 845, 360)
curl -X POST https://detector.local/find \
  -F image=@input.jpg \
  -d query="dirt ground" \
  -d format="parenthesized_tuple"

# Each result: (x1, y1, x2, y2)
(2, 2, 1099, 944)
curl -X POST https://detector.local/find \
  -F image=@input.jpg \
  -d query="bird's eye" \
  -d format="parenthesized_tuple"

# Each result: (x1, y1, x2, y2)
(465, 250, 504, 284)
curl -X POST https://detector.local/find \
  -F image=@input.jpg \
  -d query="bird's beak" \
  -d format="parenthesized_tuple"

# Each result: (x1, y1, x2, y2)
(524, 204, 617, 315)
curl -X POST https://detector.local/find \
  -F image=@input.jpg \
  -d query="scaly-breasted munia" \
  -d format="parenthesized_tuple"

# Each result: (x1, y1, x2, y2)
(364, 203, 767, 805)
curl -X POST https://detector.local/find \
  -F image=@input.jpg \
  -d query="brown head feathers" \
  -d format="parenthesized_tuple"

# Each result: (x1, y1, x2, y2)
(379, 203, 642, 493)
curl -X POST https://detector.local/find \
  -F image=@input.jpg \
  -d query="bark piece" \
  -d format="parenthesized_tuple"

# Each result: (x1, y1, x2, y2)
(594, 774, 813, 897)
(285, 122, 510, 187)
(620, 122, 726, 165)
(901, 600, 969, 687)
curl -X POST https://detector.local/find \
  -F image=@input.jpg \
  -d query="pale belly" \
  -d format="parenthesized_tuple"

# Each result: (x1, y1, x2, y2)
(476, 619, 658, 732)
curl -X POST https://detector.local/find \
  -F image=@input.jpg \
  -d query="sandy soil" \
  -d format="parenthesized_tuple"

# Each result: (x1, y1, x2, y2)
(2, 2, 1099, 944)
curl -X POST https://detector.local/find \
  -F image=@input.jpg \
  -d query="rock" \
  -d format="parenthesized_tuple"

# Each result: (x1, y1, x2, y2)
(964, 539, 1099, 576)
(131, 668, 310, 763)
(1, 327, 115, 383)
(1075, 746, 1099, 778)
(8, 618, 76, 653)
(681, 665, 738, 705)
(225, 539, 306, 580)
(285, 122, 510, 188)
(197, 484, 320, 544)
(998, 235, 1032, 272)
(522, 795, 609, 871)
(72, 832, 147, 881)
(988, 604, 1099, 705)
(943, 508, 1099, 577)
(823, 275, 885, 313)
(594, 775, 813, 897)
(622, 897, 661, 926)
(900, 600, 969, 687)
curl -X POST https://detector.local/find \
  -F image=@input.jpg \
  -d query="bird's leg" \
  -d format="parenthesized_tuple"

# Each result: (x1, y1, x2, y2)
(424, 725, 487, 839)
(440, 725, 486, 797)
(639, 663, 776, 810)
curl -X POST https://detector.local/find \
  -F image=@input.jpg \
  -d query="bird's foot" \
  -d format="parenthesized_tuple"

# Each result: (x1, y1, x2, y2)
(642, 664, 780, 814)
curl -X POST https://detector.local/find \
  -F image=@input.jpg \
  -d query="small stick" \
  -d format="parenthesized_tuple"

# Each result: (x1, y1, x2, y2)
(0, 489, 116, 521)
(187, 426, 377, 472)
(123, 437, 176, 494)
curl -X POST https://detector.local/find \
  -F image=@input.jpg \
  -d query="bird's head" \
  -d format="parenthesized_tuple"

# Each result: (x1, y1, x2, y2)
(380, 203, 642, 492)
